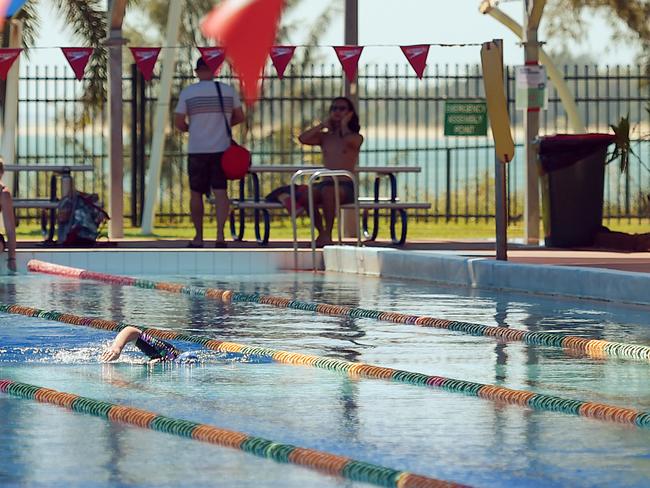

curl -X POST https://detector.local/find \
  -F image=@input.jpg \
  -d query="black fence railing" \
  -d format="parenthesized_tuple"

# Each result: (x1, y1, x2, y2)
(13, 63, 650, 225)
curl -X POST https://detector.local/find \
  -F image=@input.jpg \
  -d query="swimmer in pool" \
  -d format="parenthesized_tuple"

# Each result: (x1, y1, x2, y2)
(100, 326, 197, 363)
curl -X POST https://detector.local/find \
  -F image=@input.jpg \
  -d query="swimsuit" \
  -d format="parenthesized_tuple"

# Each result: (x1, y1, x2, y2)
(135, 331, 197, 363)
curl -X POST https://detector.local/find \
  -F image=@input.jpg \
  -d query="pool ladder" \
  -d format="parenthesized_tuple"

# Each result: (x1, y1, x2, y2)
(290, 169, 361, 270)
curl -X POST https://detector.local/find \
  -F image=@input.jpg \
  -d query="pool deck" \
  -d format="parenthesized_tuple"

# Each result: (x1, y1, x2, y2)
(10, 238, 650, 305)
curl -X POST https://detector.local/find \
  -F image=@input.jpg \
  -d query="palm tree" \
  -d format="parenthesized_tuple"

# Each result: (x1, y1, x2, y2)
(4, 1, 107, 120)
(545, 0, 650, 75)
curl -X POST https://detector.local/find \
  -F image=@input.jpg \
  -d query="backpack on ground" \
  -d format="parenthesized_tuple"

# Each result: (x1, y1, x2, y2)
(57, 190, 109, 245)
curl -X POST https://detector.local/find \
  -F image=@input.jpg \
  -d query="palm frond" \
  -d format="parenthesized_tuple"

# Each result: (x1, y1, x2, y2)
(48, 0, 107, 122)
(13, 2, 39, 51)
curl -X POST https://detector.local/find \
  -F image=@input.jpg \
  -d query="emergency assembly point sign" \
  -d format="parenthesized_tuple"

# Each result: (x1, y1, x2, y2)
(444, 100, 488, 136)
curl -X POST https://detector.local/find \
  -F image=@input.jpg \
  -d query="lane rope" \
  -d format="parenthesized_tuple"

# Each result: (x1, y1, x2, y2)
(27, 259, 650, 364)
(3, 302, 650, 429)
(0, 379, 463, 488)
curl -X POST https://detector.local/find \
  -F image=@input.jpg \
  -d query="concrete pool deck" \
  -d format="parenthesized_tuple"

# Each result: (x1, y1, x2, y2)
(9, 238, 650, 305)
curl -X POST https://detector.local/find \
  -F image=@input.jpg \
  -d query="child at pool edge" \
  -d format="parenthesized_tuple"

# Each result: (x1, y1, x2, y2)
(101, 326, 197, 363)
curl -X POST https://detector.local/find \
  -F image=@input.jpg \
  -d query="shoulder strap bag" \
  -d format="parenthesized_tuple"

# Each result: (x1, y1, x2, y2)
(215, 81, 251, 180)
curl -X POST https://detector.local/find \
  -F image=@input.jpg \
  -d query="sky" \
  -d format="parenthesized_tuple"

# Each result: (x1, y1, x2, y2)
(22, 0, 639, 70)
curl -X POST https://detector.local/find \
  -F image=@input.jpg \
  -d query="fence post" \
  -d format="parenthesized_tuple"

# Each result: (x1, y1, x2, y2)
(130, 64, 138, 227)
(445, 148, 451, 222)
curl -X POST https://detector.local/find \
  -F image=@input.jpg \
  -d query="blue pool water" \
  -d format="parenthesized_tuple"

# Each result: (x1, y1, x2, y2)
(1, 271, 650, 487)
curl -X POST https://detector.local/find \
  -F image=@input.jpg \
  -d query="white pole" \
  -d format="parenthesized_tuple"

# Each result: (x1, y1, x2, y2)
(2, 19, 22, 194)
(141, 0, 183, 234)
(523, 0, 541, 244)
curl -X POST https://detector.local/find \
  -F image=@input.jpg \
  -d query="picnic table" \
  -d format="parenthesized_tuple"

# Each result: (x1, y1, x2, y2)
(229, 165, 430, 245)
(5, 164, 94, 242)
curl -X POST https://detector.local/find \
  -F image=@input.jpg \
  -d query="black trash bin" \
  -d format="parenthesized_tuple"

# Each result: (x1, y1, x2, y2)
(538, 134, 615, 248)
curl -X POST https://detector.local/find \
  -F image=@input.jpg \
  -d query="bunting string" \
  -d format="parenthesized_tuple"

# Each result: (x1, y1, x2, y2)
(0, 41, 488, 81)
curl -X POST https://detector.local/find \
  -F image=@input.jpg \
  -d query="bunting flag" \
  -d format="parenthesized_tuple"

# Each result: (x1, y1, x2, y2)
(198, 46, 226, 74)
(201, 0, 285, 104)
(400, 44, 430, 79)
(129, 47, 161, 81)
(333, 46, 363, 82)
(269, 45, 295, 79)
(61, 47, 93, 81)
(0, 47, 21, 80)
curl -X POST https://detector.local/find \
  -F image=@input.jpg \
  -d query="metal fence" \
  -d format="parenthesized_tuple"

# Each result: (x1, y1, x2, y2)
(13, 62, 650, 225)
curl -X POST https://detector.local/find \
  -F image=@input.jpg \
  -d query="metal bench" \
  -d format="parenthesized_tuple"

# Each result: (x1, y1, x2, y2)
(229, 198, 430, 246)
(225, 165, 430, 247)
(5, 164, 94, 243)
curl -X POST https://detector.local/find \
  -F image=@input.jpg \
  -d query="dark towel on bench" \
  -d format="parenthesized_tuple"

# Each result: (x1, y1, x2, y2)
(265, 185, 309, 216)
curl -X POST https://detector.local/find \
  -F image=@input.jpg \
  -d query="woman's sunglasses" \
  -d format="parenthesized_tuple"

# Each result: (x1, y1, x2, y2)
(330, 105, 349, 112)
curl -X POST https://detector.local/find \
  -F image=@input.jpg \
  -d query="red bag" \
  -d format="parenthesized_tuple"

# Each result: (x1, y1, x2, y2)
(215, 81, 250, 180)
(222, 140, 251, 180)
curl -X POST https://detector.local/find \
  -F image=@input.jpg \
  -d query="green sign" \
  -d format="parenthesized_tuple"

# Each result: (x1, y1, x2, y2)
(444, 100, 488, 136)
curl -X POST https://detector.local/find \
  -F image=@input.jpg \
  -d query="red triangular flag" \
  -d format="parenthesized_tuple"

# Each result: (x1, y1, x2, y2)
(61, 47, 93, 81)
(0, 48, 21, 80)
(269, 45, 295, 79)
(334, 46, 363, 82)
(129, 47, 161, 81)
(400, 44, 430, 79)
(201, 0, 284, 105)
(198, 46, 226, 74)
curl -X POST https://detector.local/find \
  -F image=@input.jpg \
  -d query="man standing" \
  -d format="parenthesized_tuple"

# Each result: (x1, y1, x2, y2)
(175, 58, 245, 248)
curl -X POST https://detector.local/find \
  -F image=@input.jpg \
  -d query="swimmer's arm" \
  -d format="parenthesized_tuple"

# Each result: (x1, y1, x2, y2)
(101, 326, 142, 362)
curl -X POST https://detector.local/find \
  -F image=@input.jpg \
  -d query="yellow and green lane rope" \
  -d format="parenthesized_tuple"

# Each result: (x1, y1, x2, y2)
(0, 379, 462, 488)
(27, 259, 650, 363)
(3, 303, 650, 429)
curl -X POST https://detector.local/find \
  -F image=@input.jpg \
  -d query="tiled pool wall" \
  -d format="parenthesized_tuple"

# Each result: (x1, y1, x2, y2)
(6, 249, 322, 275)
(6, 246, 650, 307)
(324, 246, 650, 306)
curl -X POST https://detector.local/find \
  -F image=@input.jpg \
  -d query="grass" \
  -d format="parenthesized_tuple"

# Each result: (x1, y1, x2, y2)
(13, 215, 650, 243)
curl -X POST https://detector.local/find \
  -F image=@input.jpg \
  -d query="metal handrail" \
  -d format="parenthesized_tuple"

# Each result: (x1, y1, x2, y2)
(290, 169, 361, 270)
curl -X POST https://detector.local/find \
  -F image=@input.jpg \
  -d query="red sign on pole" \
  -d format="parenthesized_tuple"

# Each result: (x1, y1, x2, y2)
(334, 46, 363, 82)
(400, 44, 429, 79)
(61, 47, 93, 81)
(269, 45, 295, 79)
(198, 46, 226, 74)
(0, 48, 21, 80)
(129, 47, 161, 81)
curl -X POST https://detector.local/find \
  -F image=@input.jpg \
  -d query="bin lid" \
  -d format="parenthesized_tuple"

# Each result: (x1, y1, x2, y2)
(538, 133, 615, 173)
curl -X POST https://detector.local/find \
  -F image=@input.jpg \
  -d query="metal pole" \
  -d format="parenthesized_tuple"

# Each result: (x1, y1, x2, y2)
(107, 31, 125, 238)
(342, 0, 359, 238)
(493, 39, 508, 261)
(130, 63, 138, 227)
(523, 0, 541, 245)
(445, 148, 451, 222)
(141, 0, 183, 234)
